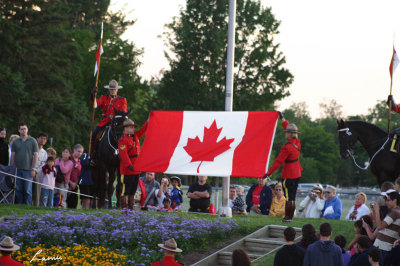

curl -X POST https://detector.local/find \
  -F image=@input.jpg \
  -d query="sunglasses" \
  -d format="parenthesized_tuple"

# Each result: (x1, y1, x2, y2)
(275, 189, 282, 191)
(324, 191, 331, 194)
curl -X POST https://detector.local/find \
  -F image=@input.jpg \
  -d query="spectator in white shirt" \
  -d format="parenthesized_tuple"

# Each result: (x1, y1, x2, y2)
(298, 186, 324, 218)
(346, 192, 370, 221)
(155, 176, 171, 208)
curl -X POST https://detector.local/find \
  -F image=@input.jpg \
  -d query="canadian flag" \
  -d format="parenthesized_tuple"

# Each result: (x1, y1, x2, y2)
(390, 46, 400, 79)
(134, 111, 279, 178)
(94, 40, 104, 78)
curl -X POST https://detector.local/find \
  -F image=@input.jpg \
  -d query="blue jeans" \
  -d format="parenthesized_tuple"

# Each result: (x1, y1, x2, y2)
(16, 170, 33, 205)
(41, 188, 54, 207)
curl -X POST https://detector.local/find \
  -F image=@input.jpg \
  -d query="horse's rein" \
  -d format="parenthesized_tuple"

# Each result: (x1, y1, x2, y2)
(338, 127, 389, 170)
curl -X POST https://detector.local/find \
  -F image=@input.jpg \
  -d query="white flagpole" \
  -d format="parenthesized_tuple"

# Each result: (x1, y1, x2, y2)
(220, 0, 236, 218)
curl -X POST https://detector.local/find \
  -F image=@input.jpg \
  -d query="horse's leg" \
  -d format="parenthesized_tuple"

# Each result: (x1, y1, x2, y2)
(107, 167, 116, 209)
(97, 165, 107, 209)
(116, 168, 121, 208)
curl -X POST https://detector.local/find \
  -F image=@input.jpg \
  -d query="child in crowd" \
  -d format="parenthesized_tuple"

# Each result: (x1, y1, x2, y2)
(334, 234, 351, 266)
(158, 197, 173, 212)
(46, 147, 57, 159)
(155, 176, 171, 208)
(346, 192, 370, 221)
(348, 216, 374, 255)
(232, 186, 246, 214)
(169, 176, 183, 210)
(40, 157, 56, 207)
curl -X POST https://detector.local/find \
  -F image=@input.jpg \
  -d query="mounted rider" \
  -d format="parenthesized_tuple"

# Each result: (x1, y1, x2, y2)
(264, 112, 303, 222)
(90, 79, 127, 162)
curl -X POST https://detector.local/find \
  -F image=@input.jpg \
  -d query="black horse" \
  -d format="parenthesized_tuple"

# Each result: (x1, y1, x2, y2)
(92, 110, 128, 208)
(337, 119, 400, 187)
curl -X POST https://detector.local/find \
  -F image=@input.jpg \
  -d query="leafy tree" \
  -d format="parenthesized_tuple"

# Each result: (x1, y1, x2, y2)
(159, 0, 293, 111)
(0, 0, 149, 150)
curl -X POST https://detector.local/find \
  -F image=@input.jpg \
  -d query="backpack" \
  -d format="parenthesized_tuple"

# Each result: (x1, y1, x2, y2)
(55, 165, 65, 183)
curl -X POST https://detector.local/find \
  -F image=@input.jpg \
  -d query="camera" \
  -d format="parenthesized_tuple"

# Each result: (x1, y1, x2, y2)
(370, 202, 375, 207)
(162, 177, 168, 183)
(311, 192, 316, 197)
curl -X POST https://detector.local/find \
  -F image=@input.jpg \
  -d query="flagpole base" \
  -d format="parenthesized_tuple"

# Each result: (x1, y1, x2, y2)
(218, 206, 232, 218)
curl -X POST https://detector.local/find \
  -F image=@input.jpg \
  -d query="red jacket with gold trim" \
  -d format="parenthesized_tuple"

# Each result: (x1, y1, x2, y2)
(266, 120, 302, 179)
(118, 121, 148, 175)
(94, 95, 127, 127)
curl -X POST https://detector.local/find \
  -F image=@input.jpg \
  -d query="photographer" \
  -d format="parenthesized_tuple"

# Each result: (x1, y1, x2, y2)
(298, 186, 324, 218)
(371, 189, 400, 264)
(155, 176, 171, 208)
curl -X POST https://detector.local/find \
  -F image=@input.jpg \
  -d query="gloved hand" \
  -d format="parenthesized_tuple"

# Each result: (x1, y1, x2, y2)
(278, 111, 284, 120)
(128, 165, 134, 171)
(388, 95, 397, 111)
(91, 87, 98, 94)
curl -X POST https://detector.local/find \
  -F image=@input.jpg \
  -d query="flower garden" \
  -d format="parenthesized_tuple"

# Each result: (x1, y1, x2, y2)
(0, 210, 239, 265)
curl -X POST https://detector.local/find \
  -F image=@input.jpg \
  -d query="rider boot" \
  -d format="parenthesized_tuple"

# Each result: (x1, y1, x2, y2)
(89, 139, 97, 166)
(282, 201, 295, 222)
(120, 196, 128, 209)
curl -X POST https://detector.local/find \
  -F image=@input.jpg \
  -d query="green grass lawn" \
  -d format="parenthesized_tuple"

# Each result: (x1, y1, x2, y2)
(0, 204, 354, 265)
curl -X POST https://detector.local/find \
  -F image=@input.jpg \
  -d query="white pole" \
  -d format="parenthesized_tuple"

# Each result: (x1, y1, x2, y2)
(219, 0, 236, 218)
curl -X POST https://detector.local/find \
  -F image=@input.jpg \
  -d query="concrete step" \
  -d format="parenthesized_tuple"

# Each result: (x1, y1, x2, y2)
(192, 225, 302, 266)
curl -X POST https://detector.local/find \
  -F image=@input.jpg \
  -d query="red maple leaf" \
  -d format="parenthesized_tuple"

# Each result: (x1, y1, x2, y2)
(183, 120, 235, 173)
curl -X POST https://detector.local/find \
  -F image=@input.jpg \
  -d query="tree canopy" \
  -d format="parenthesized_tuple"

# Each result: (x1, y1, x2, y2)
(0, 0, 152, 149)
(158, 0, 293, 111)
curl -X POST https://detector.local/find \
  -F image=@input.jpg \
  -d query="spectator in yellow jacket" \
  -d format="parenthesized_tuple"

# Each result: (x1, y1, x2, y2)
(270, 182, 286, 217)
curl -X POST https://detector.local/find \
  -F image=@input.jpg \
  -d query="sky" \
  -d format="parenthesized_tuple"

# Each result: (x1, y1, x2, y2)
(109, 0, 400, 119)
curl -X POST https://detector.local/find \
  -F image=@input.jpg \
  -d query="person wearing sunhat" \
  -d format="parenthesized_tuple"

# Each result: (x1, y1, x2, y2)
(90, 79, 128, 162)
(151, 238, 183, 266)
(118, 118, 148, 209)
(0, 236, 23, 265)
(264, 112, 303, 222)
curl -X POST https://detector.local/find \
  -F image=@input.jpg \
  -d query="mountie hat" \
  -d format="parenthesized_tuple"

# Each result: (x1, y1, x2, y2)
(104, 79, 123, 89)
(123, 119, 138, 128)
(0, 236, 20, 251)
(157, 238, 183, 253)
(285, 123, 298, 133)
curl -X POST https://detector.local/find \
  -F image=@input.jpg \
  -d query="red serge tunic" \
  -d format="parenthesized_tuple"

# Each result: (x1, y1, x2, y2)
(118, 121, 148, 175)
(94, 95, 127, 127)
(266, 120, 302, 179)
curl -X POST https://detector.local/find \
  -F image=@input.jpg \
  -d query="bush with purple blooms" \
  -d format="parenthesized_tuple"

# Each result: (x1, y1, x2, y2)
(0, 210, 238, 265)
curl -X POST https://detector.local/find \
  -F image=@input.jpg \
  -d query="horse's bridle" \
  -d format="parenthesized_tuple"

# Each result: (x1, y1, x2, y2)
(337, 127, 389, 170)
(107, 115, 127, 155)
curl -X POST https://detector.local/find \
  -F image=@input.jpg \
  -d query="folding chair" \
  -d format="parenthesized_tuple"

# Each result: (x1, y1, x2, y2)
(0, 164, 17, 204)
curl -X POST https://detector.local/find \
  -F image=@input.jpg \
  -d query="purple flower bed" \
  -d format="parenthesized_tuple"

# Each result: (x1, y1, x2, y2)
(0, 210, 238, 265)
